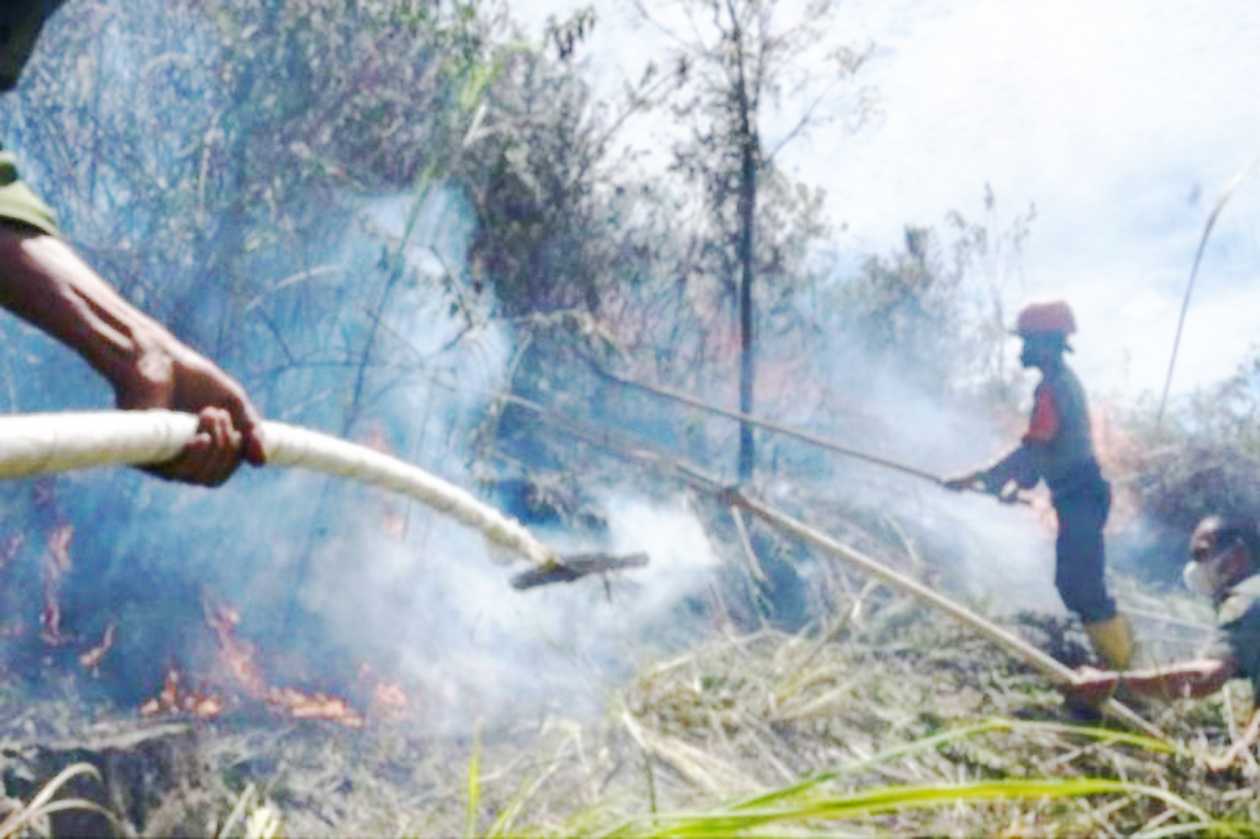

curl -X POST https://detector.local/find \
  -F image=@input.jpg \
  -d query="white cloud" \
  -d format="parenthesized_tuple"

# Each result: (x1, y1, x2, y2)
(796, 0, 1260, 397)
(522, 0, 1260, 397)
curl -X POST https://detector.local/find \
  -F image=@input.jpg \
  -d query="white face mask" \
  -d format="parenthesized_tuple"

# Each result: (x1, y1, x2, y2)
(1183, 559, 1219, 596)
(1183, 541, 1241, 596)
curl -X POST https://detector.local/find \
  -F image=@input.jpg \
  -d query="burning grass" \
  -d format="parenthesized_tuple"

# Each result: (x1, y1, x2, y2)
(5, 585, 1259, 837)
(1, 451, 1257, 835)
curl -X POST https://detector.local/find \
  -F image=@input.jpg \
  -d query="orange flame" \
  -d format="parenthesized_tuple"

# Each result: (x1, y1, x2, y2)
(1, 479, 406, 730)
(140, 667, 225, 719)
(1091, 401, 1143, 531)
(203, 596, 269, 697)
(138, 592, 374, 728)
(265, 686, 364, 727)
(79, 622, 117, 674)
(360, 663, 409, 719)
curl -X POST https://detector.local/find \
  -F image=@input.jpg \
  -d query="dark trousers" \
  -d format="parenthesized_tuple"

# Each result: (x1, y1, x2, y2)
(1053, 479, 1116, 623)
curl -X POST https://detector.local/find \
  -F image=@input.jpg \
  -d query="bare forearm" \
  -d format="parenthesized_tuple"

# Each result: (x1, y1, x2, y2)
(0, 227, 173, 392)
(1, 225, 265, 482)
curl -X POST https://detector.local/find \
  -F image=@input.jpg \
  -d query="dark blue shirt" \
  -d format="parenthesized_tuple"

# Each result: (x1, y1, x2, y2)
(1204, 574, 1260, 698)
(0, 1, 67, 91)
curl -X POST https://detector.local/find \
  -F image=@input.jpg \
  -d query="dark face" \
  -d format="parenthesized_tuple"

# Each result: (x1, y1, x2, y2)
(1189, 520, 1220, 562)
(1190, 520, 1251, 590)
(1018, 334, 1059, 369)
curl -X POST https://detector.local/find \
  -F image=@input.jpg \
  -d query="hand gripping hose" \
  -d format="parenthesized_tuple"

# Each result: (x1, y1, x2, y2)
(0, 410, 558, 568)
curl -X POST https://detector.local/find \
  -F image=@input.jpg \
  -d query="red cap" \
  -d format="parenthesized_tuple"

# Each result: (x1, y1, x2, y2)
(1014, 300, 1077, 336)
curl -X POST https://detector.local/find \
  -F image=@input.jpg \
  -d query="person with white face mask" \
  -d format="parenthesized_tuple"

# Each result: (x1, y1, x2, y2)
(1066, 515, 1260, 771)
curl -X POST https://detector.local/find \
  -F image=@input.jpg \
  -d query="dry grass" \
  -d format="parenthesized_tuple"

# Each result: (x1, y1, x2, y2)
(2, 482, 1257, 837)
(4, 586, 1260, 837)
(0, 763, 117, 838)
(180, 598, 1258, 838)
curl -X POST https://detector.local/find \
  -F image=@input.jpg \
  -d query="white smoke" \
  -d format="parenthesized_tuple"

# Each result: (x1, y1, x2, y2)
(183, 191, 731, 731)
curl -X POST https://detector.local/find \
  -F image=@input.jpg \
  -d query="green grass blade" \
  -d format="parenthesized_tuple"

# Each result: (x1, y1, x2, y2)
(727, 716, 1175, 814)
(613, 778, 1218, 839)
(728, 719, 1010, 811)
(464, 731, 483, 839)
(0, 762, 109, 837)
(998, 718, 1178, 756)
(596, 717, 1186, 839)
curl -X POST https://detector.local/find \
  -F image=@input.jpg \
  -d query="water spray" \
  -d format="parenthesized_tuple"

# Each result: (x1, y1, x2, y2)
(0, 410, 641, 587)
(502, 403, 1162, 738)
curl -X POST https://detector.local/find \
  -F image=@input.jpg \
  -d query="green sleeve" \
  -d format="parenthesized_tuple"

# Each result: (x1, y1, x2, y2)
(0, 2, 68, 234)
(0, 148, 58, 235)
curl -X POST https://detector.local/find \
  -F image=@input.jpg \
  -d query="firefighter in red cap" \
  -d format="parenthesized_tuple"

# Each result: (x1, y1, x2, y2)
(945, 301, 1134, 670)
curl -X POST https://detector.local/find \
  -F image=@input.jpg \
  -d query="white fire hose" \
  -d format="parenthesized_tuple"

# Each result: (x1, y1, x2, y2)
(0, 410, 558, 568)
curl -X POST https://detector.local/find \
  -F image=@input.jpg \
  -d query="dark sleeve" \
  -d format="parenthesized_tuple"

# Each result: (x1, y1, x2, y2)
(981, 445, 1038, 492)
(0, 1, 68, 92)
(1205, 592, 1260, 693)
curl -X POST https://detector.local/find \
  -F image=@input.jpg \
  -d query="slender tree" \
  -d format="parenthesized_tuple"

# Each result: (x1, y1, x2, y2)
(634, 0, 869, 480)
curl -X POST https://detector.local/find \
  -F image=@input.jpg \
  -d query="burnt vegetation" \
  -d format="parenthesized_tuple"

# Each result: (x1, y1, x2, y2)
(1, 1, 1258, 835)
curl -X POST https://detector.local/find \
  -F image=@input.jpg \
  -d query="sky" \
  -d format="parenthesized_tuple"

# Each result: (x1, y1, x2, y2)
(520, 0, 1260, 403)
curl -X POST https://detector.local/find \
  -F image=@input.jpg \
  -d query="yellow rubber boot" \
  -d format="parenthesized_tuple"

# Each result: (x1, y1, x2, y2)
(1084, 614, 1134, 671)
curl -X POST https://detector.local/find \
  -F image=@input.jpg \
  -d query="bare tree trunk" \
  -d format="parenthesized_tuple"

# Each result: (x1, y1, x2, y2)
(732, 7, 759, 482)
(737, 142, 756, 480)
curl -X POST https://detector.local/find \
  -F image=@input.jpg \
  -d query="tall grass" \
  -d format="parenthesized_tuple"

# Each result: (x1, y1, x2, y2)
(0, 763, 117, 838)
(565, 719, 1240, 839)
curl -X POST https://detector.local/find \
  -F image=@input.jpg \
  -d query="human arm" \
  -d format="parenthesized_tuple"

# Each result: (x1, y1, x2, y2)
(942, 446, 1037, 499)
(1071, 657, 1260, 772)
(944, 383, 1057, 496)
(0, 225, 264, 484)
